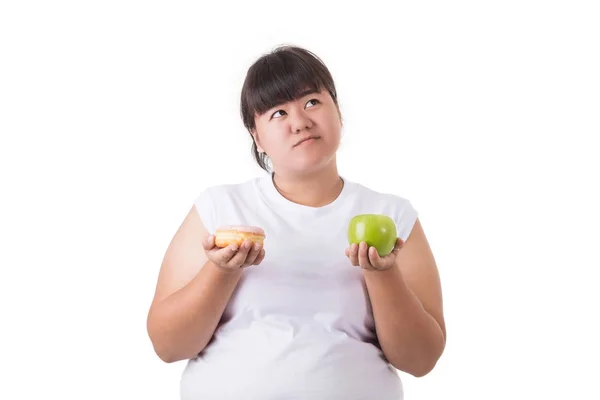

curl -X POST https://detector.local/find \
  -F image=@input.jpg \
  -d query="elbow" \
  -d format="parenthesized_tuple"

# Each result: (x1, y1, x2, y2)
(157, 352, 184, 364)
(146, 307, 208, 363)
(150, 339, 193, 364)
(152, 343, 178, 364)
(156, 350, 177, 364)
(416, 350, 445, 377)
(392, 341, 446, 378)
(147, 320, 188, 363)
(147, 330, 201, 364)
(393, 357, 440, 378)
(147, 318, 170, 363)
(148, 333, 178, 363)
(406, 360, 438, 378)
(411, 331, 446, 377)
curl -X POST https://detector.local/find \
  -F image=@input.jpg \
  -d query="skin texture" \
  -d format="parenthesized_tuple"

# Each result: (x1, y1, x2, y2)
(147, 86, 446, 377)
(252, 88, 342, 179)
(146, 208, 264, 362)
(345, 221, 446, 376)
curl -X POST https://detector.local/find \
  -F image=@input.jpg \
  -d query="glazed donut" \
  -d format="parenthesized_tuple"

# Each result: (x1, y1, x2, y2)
(214, 225, 266, 248)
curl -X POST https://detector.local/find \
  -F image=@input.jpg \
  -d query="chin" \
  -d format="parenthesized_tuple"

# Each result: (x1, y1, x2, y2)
(289, 152, 336, 174)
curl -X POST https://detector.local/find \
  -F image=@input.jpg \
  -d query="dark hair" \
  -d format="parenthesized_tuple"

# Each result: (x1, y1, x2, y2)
(240, 45, 340, 172)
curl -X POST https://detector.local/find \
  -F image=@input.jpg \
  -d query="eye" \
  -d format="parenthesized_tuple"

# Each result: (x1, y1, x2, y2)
(270, 109, 287, 119)
(305, 99, 320, 108)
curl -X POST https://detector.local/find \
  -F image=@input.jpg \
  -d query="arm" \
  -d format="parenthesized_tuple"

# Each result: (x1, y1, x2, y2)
(363, 218, 446, 377)
(146, 206, 246, 363)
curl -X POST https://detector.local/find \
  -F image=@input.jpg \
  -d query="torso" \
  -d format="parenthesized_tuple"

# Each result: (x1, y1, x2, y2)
(180, 174, 417, 399)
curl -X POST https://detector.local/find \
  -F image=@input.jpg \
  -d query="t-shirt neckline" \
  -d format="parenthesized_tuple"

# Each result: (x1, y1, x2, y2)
(259, 172, 352, 216)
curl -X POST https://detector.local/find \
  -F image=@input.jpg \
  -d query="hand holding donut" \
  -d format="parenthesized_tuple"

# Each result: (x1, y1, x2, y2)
(202, 225, 266, 270)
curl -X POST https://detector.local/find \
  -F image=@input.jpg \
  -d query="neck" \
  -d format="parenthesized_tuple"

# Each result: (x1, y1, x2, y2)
(272, 162, 344, 208)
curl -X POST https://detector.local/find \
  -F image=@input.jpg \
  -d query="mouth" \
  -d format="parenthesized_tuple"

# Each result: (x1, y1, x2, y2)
(294, 136, 321, 147)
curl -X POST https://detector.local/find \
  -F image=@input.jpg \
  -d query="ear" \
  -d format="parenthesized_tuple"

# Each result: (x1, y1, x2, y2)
(251, 129, 265, 153)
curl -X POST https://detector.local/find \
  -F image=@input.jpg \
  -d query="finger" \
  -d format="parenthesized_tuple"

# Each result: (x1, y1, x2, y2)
(242, 242, 262, 267)
(358, 242, 373, 269)
(392, 238, 404, 253)
(252, 248, 266, 265)
(225, 239, 252, 268)
(202, 235, 215, 251)
(348, 243, 359, 266)
(213, 243, 239, 265)
(368, 246, 385, 269)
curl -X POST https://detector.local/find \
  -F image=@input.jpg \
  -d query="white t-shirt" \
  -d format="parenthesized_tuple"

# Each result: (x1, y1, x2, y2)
(180, 173, 418, 400)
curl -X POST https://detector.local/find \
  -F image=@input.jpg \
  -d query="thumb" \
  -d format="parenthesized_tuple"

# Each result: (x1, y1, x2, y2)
(392, 237, 404, 253)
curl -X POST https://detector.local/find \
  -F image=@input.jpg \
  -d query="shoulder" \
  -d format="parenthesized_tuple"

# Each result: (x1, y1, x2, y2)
(192, 176, 264, 231)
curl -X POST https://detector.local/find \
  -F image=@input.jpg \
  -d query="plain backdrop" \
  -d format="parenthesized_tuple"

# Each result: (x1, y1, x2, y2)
(1, 1, 599, 399)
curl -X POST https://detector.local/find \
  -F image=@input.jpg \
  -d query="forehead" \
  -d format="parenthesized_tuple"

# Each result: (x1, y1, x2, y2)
(260, 88, 327, 112)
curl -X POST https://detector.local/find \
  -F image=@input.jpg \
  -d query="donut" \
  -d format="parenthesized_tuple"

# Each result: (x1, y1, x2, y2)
(214, 225, 266, 248)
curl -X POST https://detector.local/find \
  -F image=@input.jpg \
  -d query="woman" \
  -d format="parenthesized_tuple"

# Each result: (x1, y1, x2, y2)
(147, 45, 446, 399)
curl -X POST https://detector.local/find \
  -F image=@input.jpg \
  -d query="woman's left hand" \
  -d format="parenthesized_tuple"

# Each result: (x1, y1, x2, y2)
(345, 238, 404, 271)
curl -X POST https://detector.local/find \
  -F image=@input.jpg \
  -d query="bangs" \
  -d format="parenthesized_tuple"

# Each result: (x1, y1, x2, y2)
(240, 46, 338, 129)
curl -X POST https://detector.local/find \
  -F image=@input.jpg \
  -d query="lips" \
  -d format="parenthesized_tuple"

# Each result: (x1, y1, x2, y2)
(294, 135, 320, 147)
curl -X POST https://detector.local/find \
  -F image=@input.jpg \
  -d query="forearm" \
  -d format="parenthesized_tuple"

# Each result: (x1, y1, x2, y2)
(147, 261, 242, 363)
(364, 267, 446, 377)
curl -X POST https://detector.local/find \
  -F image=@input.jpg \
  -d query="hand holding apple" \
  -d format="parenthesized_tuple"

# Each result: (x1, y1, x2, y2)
(345, 214, 404, 271)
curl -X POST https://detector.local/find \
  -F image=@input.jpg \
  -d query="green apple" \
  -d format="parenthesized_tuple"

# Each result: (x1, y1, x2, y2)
(347, 214, 398, 256)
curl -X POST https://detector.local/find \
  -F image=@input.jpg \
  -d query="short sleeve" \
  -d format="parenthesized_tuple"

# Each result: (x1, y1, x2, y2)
(193, 188, 216, 234)
(394, 197, 419, 243)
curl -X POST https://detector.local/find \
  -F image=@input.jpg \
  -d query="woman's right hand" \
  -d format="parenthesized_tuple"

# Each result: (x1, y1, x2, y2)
(202, 234, 265, 270)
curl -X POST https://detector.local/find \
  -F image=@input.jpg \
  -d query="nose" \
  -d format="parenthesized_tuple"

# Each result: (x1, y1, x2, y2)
(290, 111, 313, 133)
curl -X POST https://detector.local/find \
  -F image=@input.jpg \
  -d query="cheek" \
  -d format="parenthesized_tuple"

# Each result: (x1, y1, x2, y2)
(323, 117, 342, 140)
(260, 128, 288, 153)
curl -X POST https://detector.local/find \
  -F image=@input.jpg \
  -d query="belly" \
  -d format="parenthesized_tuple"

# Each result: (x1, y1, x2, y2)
(180, 319, 403, 400)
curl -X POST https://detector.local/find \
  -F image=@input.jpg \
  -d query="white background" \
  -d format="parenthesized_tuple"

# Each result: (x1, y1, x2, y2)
(1, 1, 599, 399)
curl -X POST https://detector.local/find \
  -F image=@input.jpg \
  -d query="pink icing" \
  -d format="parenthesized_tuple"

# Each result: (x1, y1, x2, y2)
(216, 225, 265, 235)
